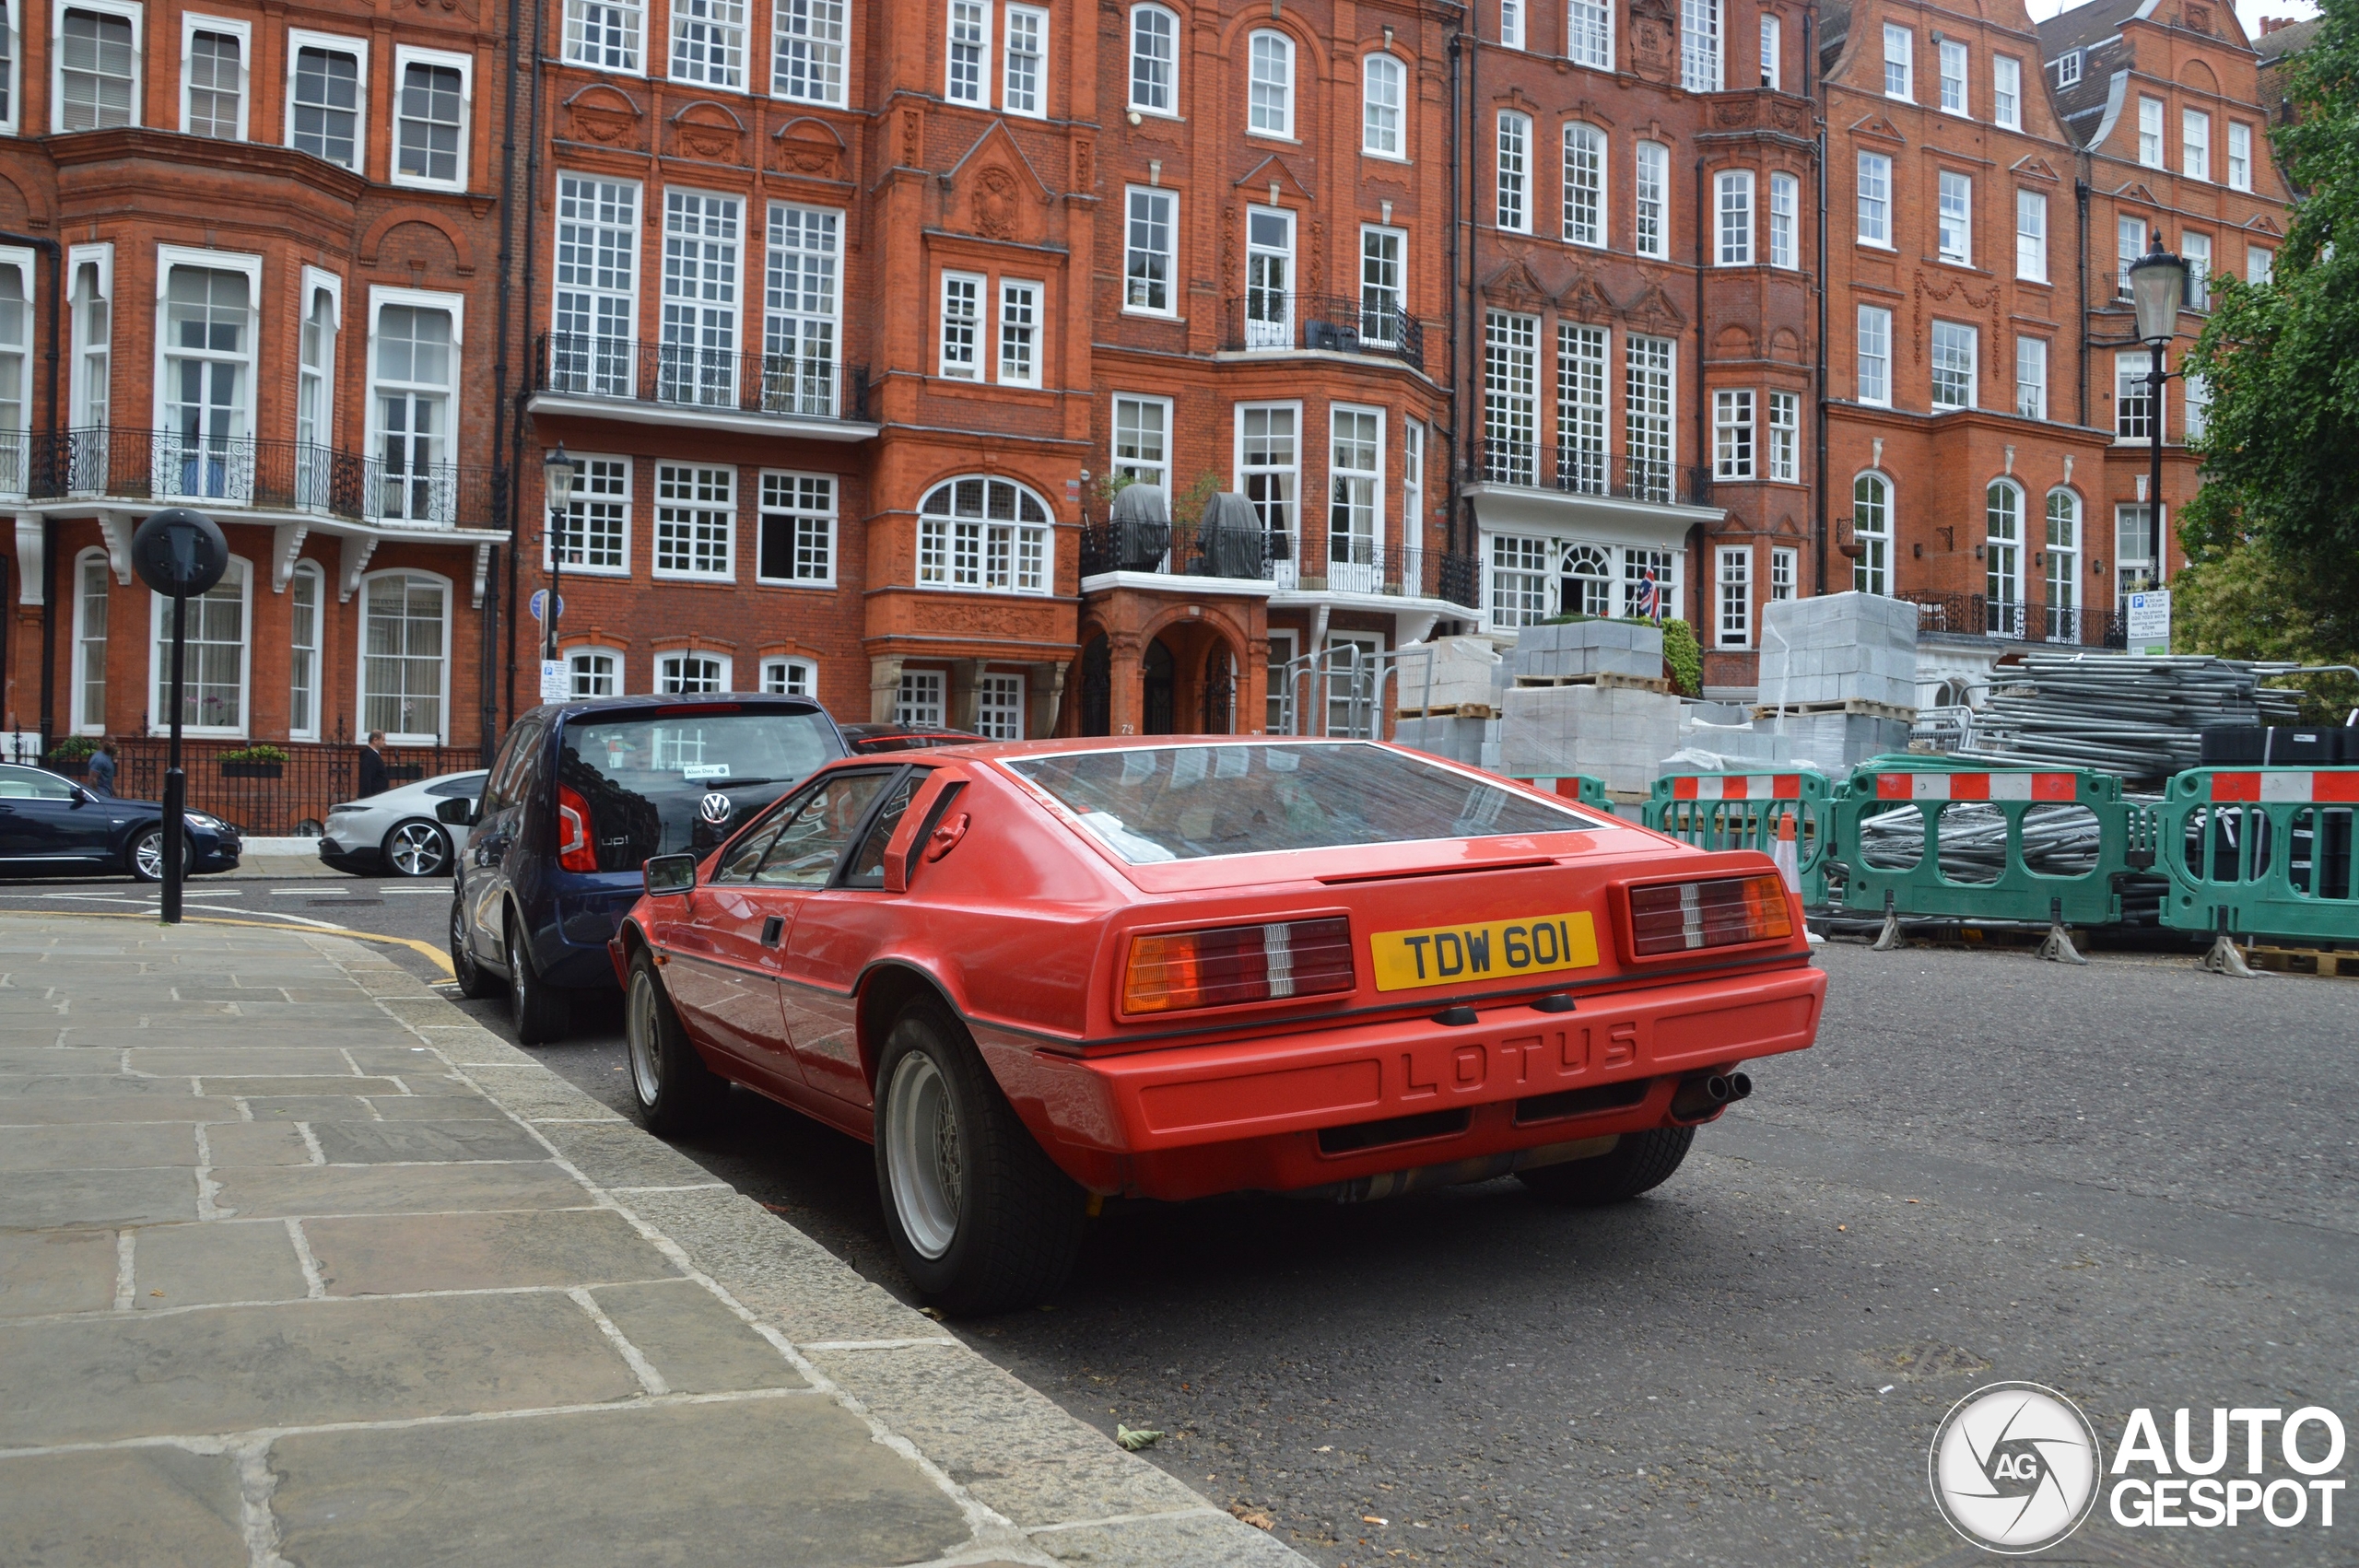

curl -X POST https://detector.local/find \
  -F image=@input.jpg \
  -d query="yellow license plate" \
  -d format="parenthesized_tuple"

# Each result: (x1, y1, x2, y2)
(1369, 912, 1600, 991)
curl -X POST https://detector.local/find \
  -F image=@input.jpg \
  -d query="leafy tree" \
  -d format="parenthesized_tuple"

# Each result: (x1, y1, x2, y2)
(2180, 0, 2359, 643)
(2170, 541, 2359, 720)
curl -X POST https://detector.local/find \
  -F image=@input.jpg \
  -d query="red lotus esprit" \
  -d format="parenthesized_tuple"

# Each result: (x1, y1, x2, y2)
(612, 738, 1825, 1312)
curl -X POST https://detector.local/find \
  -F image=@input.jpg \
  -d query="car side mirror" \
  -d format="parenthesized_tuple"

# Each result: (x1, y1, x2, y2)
(435, 797, 480, 827)
(643, 854, 698, 897)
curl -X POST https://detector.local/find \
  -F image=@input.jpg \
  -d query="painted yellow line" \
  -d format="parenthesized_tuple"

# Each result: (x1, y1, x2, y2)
(0, 907, 456, 976)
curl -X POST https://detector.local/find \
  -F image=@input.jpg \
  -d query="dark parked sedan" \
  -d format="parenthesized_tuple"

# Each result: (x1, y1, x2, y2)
(0, 764, 242, 880)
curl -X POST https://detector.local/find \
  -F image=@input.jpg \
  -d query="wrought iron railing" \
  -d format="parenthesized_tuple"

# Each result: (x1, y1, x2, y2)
(0, 427, 496, 529)
(99, 739, 484, 837)
(535, 331, 873, 423)
(1480, 439, 1710, 507)
(1079, 519, 1476, 606)
(1219, 294, 1426, 371)
(1895, 590, 2112, 648)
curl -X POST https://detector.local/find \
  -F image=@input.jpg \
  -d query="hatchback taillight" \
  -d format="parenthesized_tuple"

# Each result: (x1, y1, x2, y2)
(1122, 918, 1355, 1014)
(557, 783, 598, 872)
(1626, 874, 1792, 956)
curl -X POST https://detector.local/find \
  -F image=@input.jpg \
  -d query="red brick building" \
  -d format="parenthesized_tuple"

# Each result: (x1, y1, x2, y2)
(0, 0, 508, 817)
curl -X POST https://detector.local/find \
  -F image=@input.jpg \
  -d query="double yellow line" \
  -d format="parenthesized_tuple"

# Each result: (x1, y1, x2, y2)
(0, 907, 456, 976)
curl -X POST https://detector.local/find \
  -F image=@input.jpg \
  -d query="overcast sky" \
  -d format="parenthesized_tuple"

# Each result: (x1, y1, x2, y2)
(2024, 0, 2319, 39)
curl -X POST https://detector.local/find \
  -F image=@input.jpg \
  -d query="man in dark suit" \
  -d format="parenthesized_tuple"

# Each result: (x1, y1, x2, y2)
(358, 731, 390, 798)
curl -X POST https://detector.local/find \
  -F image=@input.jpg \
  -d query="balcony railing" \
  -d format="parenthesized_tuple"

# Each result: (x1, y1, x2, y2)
(1080, 518, 1477, 607)
(536, 332, 873, 424)
(1220, 295, 1426, 372)
(1480, 438, 1710, 507)
(1895, 590, 2118, 649)
(0, 427, 497, 530)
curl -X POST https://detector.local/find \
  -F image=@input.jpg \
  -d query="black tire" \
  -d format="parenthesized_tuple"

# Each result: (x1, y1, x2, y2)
(1516, 1126, 1696, 1207)
(506, 909, 569, 1046)
(624, 952, 729, 1136)
(873, 998, 1086, 1315)
(450, 895, 501, 1000)
(127, 826, 187, 883)
(381, 818, 452, 878)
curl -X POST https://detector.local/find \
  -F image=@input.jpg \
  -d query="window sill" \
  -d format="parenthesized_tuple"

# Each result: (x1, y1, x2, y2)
(1247, 130, 1299, 146)
(1119, 306, 1183, 323)
(390, 174, 470, 195)
(650, 572, 739, 584)
(753, 577, 839, 590)
(1857, 240, 1895, 252)
(1127, 105, 1183, 123)
(912, 583, 1053, 598)
(544, 563, 629, 579)
(1362, 147, 1410, 165)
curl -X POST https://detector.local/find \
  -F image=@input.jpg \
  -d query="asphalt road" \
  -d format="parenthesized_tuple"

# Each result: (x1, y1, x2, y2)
(15, 870, 2356, 1567)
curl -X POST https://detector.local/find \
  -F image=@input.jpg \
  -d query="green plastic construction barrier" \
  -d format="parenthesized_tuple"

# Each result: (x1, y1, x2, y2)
(1829, 756, 2160, 958)
(2158, 768, 2359, 963)
(1510, 773, 1608, 808)
(1643, 771, 1835, 907)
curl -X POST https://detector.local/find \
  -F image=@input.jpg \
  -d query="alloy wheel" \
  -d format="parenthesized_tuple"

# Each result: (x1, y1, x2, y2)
(628, 970, 663, 1107)
(133, 829, 166, 882)
(885, 1051, 964, 1260)
(384, 820, 450, 877)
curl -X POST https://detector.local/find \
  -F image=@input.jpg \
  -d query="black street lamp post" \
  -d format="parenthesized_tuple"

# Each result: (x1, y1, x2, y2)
(129, 508, 229, 925)
(543, 446, 579, 667)
(2127, 230, 2189, 593)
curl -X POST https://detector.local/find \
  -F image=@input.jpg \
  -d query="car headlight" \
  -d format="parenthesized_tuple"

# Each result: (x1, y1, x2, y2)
(183, 812, 226, 831)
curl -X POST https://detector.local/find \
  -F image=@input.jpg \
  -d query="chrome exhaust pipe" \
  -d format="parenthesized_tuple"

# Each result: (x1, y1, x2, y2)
(1670, 1071, 1753, 1123)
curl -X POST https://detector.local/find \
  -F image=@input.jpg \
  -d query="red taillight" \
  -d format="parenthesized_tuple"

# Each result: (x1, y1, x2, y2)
(1626, 874, 1793, 957)
(1122, 918, 1354, 1014)
(557, 783, 598, 872)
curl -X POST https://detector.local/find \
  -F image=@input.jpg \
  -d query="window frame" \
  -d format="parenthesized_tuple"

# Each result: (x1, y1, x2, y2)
(1713, 388, 1755, 481)
(656, 650, 734, 695)
(2227, 121, 2252, 191)
(1931, 319, 1978, 411)
(2055, 49, 2080, 88)
(1715, 169, 1754, 267)
(1235, 401, 1304, 554)
(1938, 37, 1967, 116)
(390, 43, 472, 193)
(670, 0, 747, 90)
(1567, 0, 1613, 70)
(1857, 150, 1892, 249)
(896, 669, 946, 728)
(1563, 122, 1606, 248)
(1111, 392, 1172, 490)
(1992, 54, 2021, 130)
(2014, 188, 2048, 282)
(2015, 334, 2048, 420)
(916, 475, 1056, 596)
(2137, 95, 2164, 168)
(152, 244, 263, 440)
(1883, 23, 1912, 101)
(1003, 2, 1047, 118)
(1128, 3, 1178, 116)
(68, 241, 112, 431)
(997, 276, 1041, 387)
(1766, 389, 1799, 482)
(760, 655, 818, 697)
(565, 0, 646, 75)
(1716, 545, 1753, 649)
(53, 0, 144, 134)
(1358, 224, 1406, 345)
(771, 0, 847, 104)
(1768, 170, 1798, 269)
(1857, 303, 1892, 407)
(1500, 0, 1524, 50)
(362, 284, 464, 525)
(180, 12, 250, 141)
(2181, 106, 2210, 182)
(284, 28, 368, 171)
(1634, 140, 1670, 260)
(1496, 110, 1532, 233)
(1122, 185, 1178, 317)
(1770, 545, 1797, 602)
(764, 198, 840, 416)
(1362, 51, 1405, 158)
(2116, 350, 2157, 441)
(568, 645, 627, 699)
(288, 558, 323, 741)
(0, 0, 20, 133)
(756, 468, 838, 587)
(1936, 170, 1972, 266)
(1759, 12, 1779, 89)
(938, 269, 984, 380)
(2181, 230, 2212, 311)
(1248, 29, 1294, 139)
(148, 554, 254, 739)
(1682, 0, 1721, 91)
(652, 461, 739, 580)
(1327, 402, 1386, 577)
(70, 546, 110, 734)
(1851, 472, 1892, 596)
(551, 452, 632, 577)
(976, 671, 1027, 742)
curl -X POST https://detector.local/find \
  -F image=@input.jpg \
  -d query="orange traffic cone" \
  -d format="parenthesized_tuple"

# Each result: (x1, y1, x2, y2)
(1773, 809, 1801, 895)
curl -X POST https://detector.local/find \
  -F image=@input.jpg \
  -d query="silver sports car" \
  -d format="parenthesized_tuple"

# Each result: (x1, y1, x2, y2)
(316, 769, 486, 878)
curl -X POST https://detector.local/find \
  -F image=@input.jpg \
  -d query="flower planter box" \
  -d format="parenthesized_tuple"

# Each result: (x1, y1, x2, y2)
(220, 762, 284, 779)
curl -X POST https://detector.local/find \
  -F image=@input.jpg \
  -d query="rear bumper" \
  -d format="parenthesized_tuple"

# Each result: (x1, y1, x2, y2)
(982, 962, 1825, 1202)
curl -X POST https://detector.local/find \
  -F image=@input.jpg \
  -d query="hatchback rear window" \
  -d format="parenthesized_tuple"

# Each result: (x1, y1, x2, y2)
(1004, 743, 1607, 863)
(557, 708, 841, 871)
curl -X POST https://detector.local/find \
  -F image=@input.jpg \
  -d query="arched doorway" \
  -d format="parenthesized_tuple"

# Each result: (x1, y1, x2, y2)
(1079, 635, 1110, 736)
(1142, 638, 1177, 734)
(1201, 646, 1234, 734)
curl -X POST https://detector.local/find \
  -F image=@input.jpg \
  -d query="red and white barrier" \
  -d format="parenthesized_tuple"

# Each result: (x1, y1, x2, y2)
(1873, 771, 2079, 802)
(1513, 777, 1592, 799)
(1668, 774, 1803, 801)
(2206, 770, 2359, 803)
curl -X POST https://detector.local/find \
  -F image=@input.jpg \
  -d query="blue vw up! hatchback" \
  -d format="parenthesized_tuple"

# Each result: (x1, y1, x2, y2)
(443, 694, 846, 1043)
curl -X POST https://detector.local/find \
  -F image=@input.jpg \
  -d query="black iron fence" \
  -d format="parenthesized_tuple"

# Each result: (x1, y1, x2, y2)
(93, 740, 484, 837)
(1480, 439, 1711, 507)
(535, 332, 873, 424)
(1895, 590, 2122, 649)
(0, 427, 498, 530)
(1080, 520, 1476, 607)
(1220, 295, 1426, 371)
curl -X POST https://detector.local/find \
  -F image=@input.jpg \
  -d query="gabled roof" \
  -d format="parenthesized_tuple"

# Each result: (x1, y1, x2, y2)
(2256, 15, 2321, 64)
(2035, 0, 2148, 64)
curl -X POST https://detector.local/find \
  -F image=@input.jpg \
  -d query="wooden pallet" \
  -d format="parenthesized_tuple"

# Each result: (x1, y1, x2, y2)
(1396, 702, 1498, 720)
(1754, 697, 1919, 722)
(1512, 672, 1673, 695)
(2243, 945, 2359, 980)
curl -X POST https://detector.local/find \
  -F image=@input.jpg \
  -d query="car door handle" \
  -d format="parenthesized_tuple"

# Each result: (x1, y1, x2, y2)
(760, 915, 785, 948)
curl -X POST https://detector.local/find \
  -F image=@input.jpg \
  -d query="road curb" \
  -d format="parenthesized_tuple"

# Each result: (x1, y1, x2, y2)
(300, 931, 1311, 1568)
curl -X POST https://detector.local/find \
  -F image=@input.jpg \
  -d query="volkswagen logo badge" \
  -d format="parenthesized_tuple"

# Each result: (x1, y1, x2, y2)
(698, 791, 734, 825)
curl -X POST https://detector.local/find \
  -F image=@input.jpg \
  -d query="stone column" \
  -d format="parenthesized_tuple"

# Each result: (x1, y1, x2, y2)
(1105, 632, 1143, 738)
(868, 656, 906, 724)
(1027, 660, 1068, 740)
(946, 658, 981, 732)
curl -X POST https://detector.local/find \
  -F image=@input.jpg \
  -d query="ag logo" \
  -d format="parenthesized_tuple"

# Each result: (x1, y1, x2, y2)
(1930, 1382, 2103, 1554)
(698, 791, 734, 825)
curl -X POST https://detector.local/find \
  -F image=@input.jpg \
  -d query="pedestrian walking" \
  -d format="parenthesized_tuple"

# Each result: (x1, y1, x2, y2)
(87, 741, 117, 797)
(358, 731, 390, 798)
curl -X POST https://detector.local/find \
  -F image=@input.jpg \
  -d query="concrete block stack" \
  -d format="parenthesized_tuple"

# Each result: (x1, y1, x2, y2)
(1392, 713, 1489, 766)
(1755, 592, 1920, 711)
(1498, 684, 1683, 795)
(1670, 706, 1795, 768)
(1762, 709, 1911, 773)
(1392, 636, 1505, 712)
(1506, 619, 1665, 682)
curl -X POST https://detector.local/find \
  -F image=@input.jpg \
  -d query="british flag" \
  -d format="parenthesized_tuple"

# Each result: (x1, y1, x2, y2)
(1637, 568, 1661, 621)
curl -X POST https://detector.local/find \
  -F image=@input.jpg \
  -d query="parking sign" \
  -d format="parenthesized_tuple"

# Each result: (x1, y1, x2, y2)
(2125, 590, 2171, 657)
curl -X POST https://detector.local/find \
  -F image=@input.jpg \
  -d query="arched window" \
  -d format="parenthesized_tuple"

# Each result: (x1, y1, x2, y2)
(657, 650, 728, 694)
(569, 645, 625, 698)
(71, 548, 110, 734)
(2045, 489, 2081, 642)
(1851, 473, 1889, 596)
(358, 568, 449, 744)
(1129, 5, 1177, 112)
(1985, 481, 2024, 636)
(917, 476, 1053, 594)
(1560, 543, 1612, 616)
(761, 655, 816, 696)
(1249, 29, 1292, 137)
(1362, 53, 1402, 157)
(150, 555, 253, 738)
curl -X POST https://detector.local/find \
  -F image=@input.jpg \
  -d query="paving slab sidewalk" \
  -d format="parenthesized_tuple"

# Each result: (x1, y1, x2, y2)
(0, 914, 1302, 1568)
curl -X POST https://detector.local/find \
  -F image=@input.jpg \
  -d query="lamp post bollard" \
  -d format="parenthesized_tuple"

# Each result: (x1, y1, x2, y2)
(2127, 230, 2189, 600)
(130, 509, 229, 926)
(543, 447, 580, 678)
